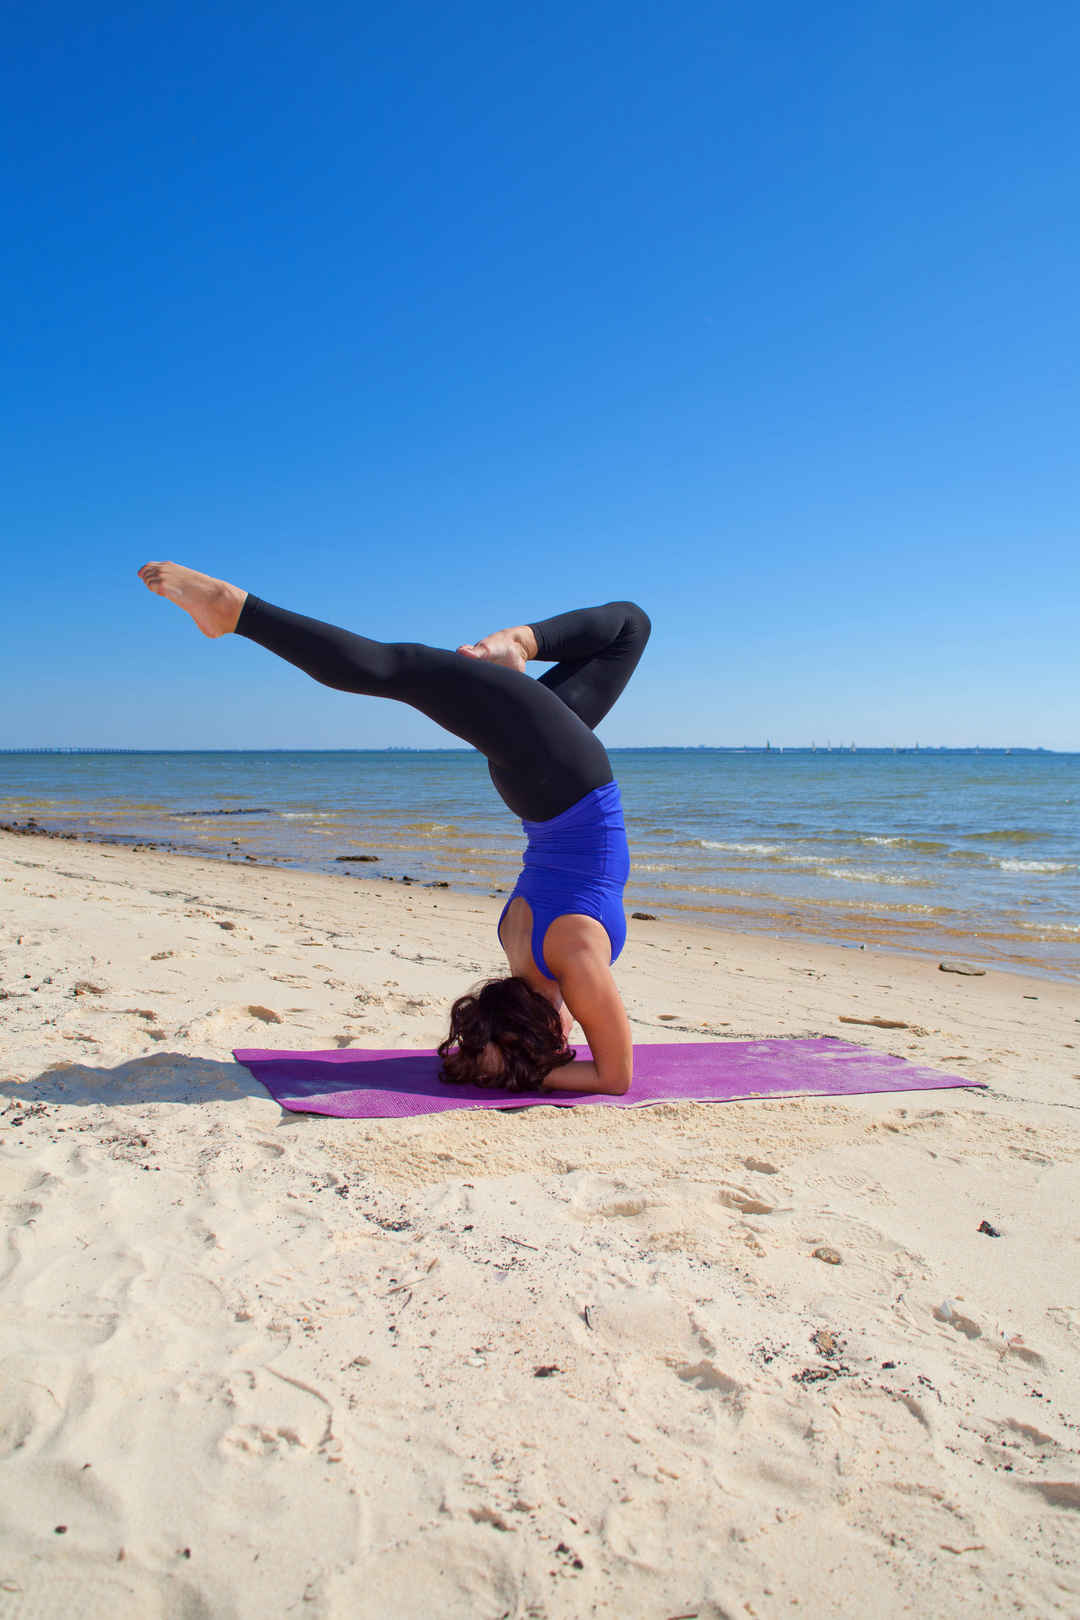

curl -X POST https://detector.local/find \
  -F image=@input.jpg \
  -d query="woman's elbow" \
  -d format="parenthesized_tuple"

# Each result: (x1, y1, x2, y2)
(601, 1068, 633, 1096)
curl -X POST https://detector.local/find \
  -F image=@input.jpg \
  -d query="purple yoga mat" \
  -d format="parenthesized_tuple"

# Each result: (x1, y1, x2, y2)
(232, 1038, 983, 1119)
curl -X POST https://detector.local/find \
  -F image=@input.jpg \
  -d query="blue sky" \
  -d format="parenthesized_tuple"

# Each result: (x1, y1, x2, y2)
(3, 1, 1078, 750)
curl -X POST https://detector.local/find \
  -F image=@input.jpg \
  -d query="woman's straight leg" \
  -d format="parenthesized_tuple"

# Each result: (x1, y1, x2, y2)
(234, 594, 612, 821)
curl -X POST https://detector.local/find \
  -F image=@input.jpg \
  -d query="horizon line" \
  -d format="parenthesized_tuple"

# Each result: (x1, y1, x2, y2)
(0, 744, 1071, 757)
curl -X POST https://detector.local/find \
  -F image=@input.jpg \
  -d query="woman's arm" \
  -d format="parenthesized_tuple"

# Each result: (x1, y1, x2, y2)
(539, 943, 634, 1095)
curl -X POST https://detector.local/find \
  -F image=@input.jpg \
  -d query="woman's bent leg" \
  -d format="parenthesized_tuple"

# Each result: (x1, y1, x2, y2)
(529, 602, 651, 730)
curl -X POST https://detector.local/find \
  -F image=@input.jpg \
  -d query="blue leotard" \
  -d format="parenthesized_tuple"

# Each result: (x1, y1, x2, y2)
(498, 781, 630, 980)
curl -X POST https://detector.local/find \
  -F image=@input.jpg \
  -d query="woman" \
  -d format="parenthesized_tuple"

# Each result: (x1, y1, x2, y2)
(138, 562, 650, 1094)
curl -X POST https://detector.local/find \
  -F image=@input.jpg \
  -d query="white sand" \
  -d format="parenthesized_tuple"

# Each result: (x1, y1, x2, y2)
(2, 827, 1079, 1618)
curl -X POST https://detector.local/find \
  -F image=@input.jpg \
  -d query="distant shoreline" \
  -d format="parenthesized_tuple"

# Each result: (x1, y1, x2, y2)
(0, 744, 1069, 756)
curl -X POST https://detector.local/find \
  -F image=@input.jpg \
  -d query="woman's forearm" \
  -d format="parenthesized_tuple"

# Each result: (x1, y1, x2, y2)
(541, 1058, 631, 1096)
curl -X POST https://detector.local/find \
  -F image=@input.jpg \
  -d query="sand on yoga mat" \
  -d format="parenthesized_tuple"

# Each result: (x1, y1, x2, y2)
(233, 1036, 984, 1118)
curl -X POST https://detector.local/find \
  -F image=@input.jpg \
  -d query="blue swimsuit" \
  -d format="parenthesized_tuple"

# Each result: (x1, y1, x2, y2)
(498, 781, 630, 979)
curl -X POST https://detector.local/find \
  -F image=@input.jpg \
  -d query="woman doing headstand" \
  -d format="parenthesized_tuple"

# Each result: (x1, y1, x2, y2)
(138, 562, 651, 1095)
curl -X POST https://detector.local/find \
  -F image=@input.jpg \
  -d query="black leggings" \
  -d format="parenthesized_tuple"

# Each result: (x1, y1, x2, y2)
(235, 596, 651, 822)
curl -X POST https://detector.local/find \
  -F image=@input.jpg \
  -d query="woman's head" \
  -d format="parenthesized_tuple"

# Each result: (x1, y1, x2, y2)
(438, 976, 574, 1092)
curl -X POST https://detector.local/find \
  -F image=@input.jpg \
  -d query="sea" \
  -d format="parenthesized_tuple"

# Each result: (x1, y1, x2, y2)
(2, 748, 1077, 981)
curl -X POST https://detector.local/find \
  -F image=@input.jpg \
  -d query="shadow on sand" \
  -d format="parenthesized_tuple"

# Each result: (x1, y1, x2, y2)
(1, 1051, 271, 1110)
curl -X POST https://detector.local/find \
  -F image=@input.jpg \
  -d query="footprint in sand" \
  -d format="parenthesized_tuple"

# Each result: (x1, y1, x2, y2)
(0, 1556, 205, 1619)
(1047, 1306, 1080, 1343)
(219, 1367, 336, 1459)
(673, 1359, 744, 1403)
(150, 1271, 231, 1334)
(320, 1527, 520, 1620)
(222, 1424, 306, 1457)
(594, 1197, 650, 1218)
(1024, 1480, 1080, 1510)
(932, 1301, 982, 1340)
(716, 1184, 775, 1216)
(0, 1369, 62, 1459)
(999, 1417, 1057, 1450)
(177, 1003, 284, 1040)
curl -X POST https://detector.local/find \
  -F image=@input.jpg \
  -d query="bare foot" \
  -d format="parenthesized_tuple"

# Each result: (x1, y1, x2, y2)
(138, 561, 247, 638)
(456, 625, 537, 673)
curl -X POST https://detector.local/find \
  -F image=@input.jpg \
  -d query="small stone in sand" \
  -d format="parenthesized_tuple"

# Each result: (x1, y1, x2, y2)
(247, 1005, 283, 1024)
(73, 981, 105, 996)
(150, 950, 174, 960)
(978, 1220, 1002, 1237)
(939, 961, 986, 976)
(812, 1247, 842, 1265)
(631, 911, 658, 921)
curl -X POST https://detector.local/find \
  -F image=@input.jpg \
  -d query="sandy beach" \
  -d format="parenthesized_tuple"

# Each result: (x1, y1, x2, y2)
(2, 824, 1079, 1618)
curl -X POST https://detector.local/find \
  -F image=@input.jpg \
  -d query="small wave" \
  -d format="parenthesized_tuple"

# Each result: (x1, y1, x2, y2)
(877, 902, 949, 916)
(998, 858, 1072, 874)
(962, 828, 1046, 844)
(822, 867, 924, 887)
(698, 839, 782, 855)
(859, 835, 948, 853)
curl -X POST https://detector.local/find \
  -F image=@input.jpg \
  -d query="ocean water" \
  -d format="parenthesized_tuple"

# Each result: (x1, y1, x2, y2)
(2, 748, 1077, 979)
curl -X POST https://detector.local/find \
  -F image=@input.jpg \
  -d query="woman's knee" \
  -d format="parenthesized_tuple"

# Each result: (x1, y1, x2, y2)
(614, 602, 651, 646)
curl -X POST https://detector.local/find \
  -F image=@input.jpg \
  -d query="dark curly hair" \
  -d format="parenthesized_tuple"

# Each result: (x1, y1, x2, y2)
(438, 976, 575, 1092)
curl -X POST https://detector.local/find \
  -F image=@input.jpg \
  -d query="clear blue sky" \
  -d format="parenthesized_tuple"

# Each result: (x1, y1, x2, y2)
(3, 2, 1077, 750)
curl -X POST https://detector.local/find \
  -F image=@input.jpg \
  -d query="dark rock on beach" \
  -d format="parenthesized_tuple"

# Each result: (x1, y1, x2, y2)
(631, 911, 658, 921)
(335, 854, 380, 862)
(1, 819, 78, 841)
